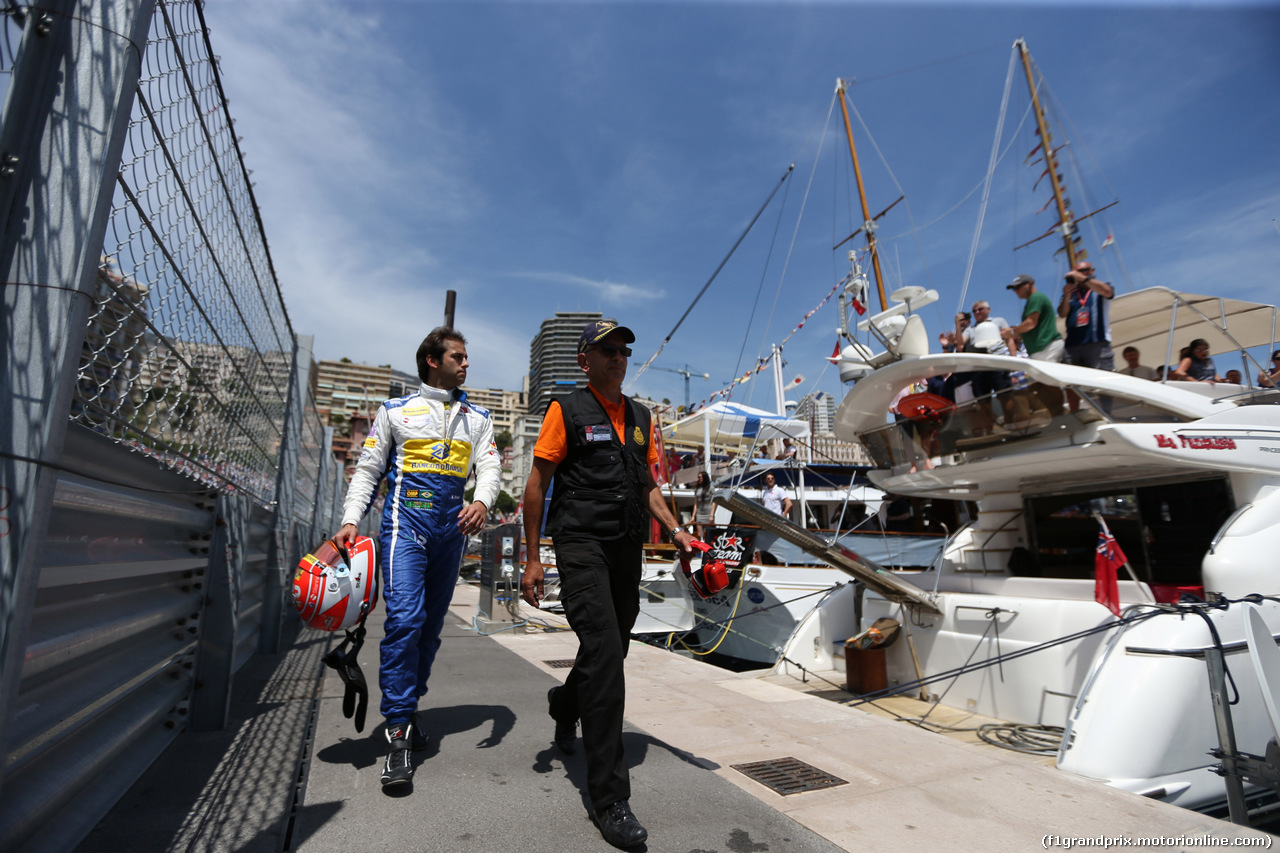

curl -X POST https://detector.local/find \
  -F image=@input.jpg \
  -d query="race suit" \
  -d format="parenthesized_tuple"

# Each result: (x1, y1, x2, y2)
(341, 383, 501, 724)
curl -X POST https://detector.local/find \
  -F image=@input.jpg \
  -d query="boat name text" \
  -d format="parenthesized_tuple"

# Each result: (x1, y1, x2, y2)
(1154, 435, 1236, 451)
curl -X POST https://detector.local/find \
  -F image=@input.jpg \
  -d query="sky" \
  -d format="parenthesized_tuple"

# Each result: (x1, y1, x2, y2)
(201, 0, 1280, 413)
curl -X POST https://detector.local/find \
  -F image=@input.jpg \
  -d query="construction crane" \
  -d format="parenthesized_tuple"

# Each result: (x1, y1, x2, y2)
(650, 364, 710, 412)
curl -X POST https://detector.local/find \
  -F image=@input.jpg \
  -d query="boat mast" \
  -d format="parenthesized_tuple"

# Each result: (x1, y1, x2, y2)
(1016, 39, 1080, 269)
(836, 78, 889, 312)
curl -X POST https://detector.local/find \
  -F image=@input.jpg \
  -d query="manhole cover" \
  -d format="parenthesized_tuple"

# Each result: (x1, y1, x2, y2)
(543, 659, 576, 669)
(731, 757, 847, 795)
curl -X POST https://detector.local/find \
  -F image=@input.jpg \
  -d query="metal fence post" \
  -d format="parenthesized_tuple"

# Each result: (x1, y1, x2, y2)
(261, 334, 306, 653)
(189, 493, 248, 732)
(317, 425, 336, 535)
(331, 458, 346, 535)
(0, 0, 155, 790)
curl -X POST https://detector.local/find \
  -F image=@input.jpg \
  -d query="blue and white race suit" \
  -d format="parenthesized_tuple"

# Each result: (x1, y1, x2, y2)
(341, 383, 501, 724)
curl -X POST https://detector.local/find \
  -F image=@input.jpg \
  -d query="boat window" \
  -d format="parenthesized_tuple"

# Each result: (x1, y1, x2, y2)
(858, 379, 1197, 472)
(1020, 478, 1232, 590)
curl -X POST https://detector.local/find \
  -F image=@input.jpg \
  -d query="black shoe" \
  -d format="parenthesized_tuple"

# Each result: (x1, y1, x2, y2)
(381, 722, 415, 787)
(548, 687, 577, 754)
(410, 713, 428, 751)
(593, 800, 648, 848)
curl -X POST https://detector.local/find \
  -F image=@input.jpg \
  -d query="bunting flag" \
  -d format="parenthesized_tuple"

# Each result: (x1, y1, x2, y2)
(1095, 516, 1127, 617)
(1101, 233, 1115, 249)
(686, 277, 842, 411)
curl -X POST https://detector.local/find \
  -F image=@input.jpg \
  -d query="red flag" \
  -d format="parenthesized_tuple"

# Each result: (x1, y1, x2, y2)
(852, 296, 867, 316)
(1095, 517, 1126, 616)
(827, 339, 842, 363)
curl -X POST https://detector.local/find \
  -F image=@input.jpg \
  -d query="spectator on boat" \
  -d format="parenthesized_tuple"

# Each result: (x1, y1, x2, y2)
(760, 472, 793, 518)
(882, 495, 912, 532)
(693, 470, 714, 540)
(1171, 339, 1222, 383)
(1224, 369, 1243, 385)
(778, 438, 798, 461)
(940, 311, 970, 352)
(1058, 261, 1115, 370)
(1003, 274, 1064, 362)
(520, 319, 693, 849)
(961, 299, 1015, 403)
(333, 326, 500, 789)
(1117, 346, 1159, 380)
(1258, 351, 1280, 388)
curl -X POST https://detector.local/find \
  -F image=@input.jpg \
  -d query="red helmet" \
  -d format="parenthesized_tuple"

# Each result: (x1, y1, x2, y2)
(293, 536, 379, 631)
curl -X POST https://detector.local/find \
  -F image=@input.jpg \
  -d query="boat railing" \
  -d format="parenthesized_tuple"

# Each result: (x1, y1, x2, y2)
(859, 378, 1199, 473)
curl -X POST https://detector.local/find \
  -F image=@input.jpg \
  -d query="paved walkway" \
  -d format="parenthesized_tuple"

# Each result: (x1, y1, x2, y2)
(80, 580, 1274, 852)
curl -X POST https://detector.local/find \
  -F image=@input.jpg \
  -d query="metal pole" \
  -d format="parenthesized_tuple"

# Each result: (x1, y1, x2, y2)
(261, 333, 307, 653)
(0, 0, 156, 794)
(445, 289, 456, 329)
(1206, 646, 1251, 824)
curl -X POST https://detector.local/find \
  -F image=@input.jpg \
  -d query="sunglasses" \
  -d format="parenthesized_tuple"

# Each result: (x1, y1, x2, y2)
(589, 343, 632, 358)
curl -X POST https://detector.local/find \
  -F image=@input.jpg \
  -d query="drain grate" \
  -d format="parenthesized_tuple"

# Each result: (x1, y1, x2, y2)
(543, 659, 576, 669)
(731, 757, 848, 796)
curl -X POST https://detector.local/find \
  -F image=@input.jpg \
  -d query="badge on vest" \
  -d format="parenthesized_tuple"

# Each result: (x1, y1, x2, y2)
(584, 425, 613, 443)
(633, 426, 645, 445)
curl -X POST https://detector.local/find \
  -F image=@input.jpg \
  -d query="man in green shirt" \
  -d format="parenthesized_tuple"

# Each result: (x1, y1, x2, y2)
(1001, 274, 1063, 362)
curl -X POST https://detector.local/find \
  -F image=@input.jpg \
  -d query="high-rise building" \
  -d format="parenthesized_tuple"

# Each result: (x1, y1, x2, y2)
(389, 367, 419, 399)
(794, 390, 837, 435)
(527, 311, 606, 416)
(462, 387, 526, 439)
(314, 359, 393, 426)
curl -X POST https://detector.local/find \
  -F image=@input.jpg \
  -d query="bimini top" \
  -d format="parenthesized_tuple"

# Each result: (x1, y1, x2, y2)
(665, 400, 810, 444)
(1111, 287, 1278, 364)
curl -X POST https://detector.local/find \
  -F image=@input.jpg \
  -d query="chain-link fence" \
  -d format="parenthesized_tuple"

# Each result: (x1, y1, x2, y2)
(72, 0, 300, 506)
(0, 3, 350, 848)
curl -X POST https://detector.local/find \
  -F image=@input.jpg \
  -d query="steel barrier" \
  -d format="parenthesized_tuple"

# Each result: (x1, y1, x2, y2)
(0, 3, 343, 849)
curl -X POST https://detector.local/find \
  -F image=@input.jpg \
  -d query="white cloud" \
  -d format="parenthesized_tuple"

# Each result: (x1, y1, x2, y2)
(515, 271, 666, 303)
(203, 0, 485, 368)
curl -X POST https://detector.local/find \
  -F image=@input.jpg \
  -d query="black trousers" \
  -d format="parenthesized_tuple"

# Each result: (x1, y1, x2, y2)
(548, 536, 642, 812)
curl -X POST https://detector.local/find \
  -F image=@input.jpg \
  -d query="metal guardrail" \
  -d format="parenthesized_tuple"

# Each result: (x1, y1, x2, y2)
(0, 3, 344, 850)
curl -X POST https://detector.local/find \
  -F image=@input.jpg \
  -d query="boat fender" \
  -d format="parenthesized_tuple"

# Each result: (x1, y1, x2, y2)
(848, 617, 901, 650)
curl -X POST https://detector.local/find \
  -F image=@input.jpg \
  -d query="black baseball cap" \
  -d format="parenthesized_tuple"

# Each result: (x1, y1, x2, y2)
(578, 320, 636, 353)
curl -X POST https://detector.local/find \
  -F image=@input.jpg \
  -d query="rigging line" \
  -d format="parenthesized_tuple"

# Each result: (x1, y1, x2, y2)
(878, 100, 1033, 243)
(628, 163, 795, 389)
(752, 106, 833, 386)
(734, 162, 797, 413)
(679, 93, 839, 411)
(956, 45, 1018, 316)
(845, 607, 1167, 707)
(843, 97, 939, 294)
(918, 614, 999, 726)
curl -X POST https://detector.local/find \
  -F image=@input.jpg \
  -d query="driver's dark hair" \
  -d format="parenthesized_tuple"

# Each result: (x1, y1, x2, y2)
(416, 326, 467, 383)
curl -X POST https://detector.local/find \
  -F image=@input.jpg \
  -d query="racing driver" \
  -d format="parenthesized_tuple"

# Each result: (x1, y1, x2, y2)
(333, 325, 500, 788)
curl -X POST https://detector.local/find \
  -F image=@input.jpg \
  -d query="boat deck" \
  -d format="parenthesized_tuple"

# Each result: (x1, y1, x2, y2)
(78, 581, 1271, 852)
